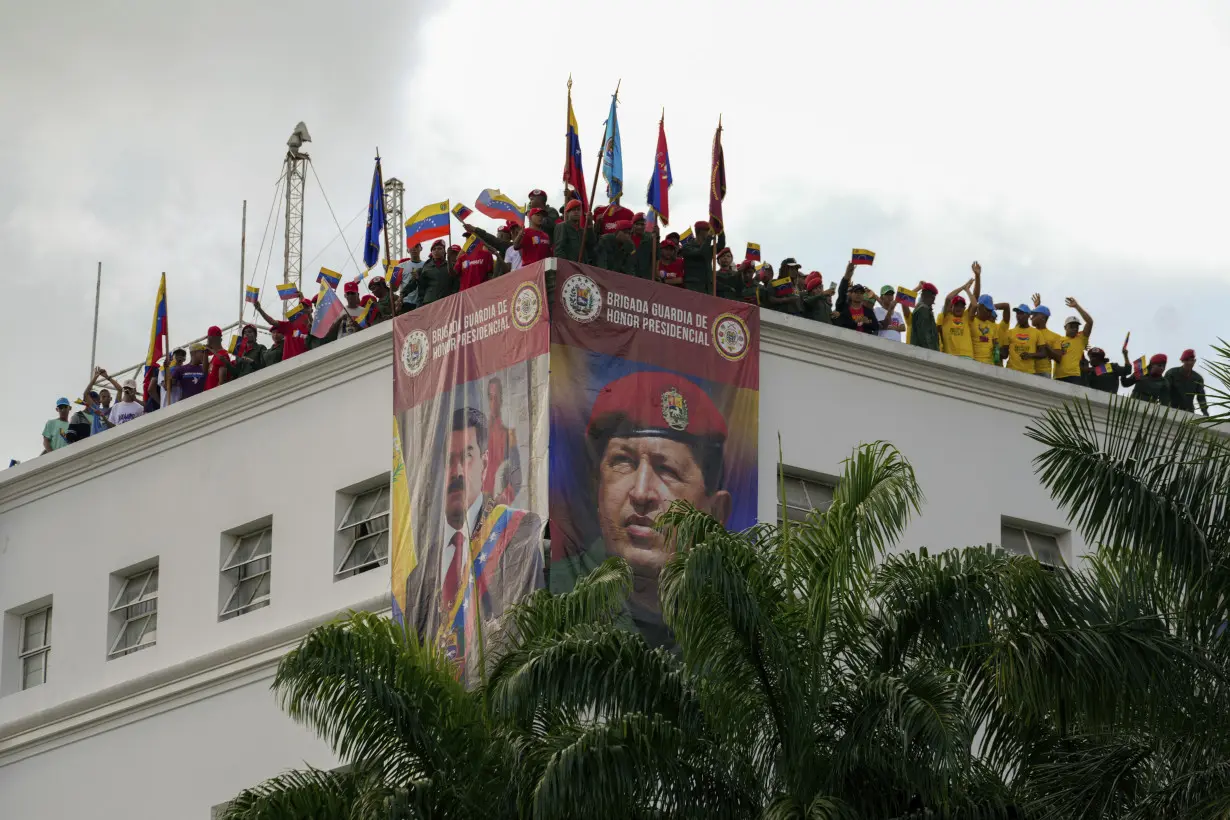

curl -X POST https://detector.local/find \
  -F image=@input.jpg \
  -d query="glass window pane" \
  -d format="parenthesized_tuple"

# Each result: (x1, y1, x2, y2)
(23, 610, 48, 651)
(1000, 526, 1031, 556)
(1030, 533, 1064, 566)
(23, 652, 45, 688)
(146, 569, 159, 594)
(783, 477, 811, 509)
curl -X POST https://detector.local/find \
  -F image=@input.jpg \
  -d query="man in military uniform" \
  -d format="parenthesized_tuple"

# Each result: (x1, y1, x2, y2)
(679, 220, 722, 294)
(368, 275, 396, 320)
(401, 406, 543, 681)
(1166, 349, 1208, 415)
(595, 219, 636, 276)
(552, 199, 590, 263)
(714, 247, 741, 301)
(556, 370, 733, 646)
(417, 239, 455, 307)
(1122, 352, 1173, 405)
(801, 272, 833, 322)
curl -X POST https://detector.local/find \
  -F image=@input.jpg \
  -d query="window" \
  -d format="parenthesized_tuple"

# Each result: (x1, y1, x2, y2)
(335, 485, 390, 579)
(109, 565, 158, 659)
(20, 607, 51, 690)
(780, 471, 836, 523)
(1001, 522, 1066, 567)
(221, 526, 271, 619)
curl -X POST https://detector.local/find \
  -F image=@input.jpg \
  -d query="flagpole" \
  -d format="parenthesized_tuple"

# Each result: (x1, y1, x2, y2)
(239, 200, 247, 329)
(377, 150, 392, 270)
(650, 221, 658, 283)
(710, 114, 723, 296)
(89, 261, 102, 381)
(578, 80, 619, 263)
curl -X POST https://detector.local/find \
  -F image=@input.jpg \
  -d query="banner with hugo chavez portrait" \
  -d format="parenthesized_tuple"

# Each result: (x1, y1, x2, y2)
(392, 263, 549, 683)
(548, 261, 760, 645)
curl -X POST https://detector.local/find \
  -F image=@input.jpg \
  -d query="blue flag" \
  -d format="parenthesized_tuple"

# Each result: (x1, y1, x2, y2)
(601, 90, 623, 202)
(364, 158, 386, 269)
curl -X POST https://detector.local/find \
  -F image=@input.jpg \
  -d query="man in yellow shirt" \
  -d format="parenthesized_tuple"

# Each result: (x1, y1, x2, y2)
(1030, 295, 1065, 378)
(937, 278, 975, 359)
(1002, 304, 1040, 375)
(1052, 297, 1093, 384)
(971, 293, 1011, 366)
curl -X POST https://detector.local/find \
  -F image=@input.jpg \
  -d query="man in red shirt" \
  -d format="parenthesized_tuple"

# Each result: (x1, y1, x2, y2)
(204, 325, 232, 390)
(657, 238, 685, 286)
(254, 298, 313, 361)
(596, 197, 634, 236)
(527, 189, 560, 232)
(456, 230, 495, 290)
(515, 208, 554, 266)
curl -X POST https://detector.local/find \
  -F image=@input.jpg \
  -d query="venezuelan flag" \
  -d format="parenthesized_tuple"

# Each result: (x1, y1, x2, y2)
(276, 282, 301, 301)
(286, 301, 305, 320)
(1093, 363, 1112, 376)
(356, 301, 374, 328)
(475, 189, 524, 225)
(679, 226, 694, 245)
(564, 81, 589, 213)
(143, 273, 168, 402)
(771, 276, 795, 297)
(1132, 355, 1147, 378)
(897, 286, 918, 308)
(461, 233, 479, 254)
(405, 201, 451, 249)
(387, 258, 409, 292)
(227, 335, 240, 355)
(452, 203, 473, 222)
(745, 242, 761, 262)
(316, 268, 341, 289)
(852, 249, 876, 265)
(244, 285, 259, 304)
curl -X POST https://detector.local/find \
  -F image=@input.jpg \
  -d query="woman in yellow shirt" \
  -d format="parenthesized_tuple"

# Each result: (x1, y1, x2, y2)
(937, 278, 975, 359)
(1053, 297, 1093, 384)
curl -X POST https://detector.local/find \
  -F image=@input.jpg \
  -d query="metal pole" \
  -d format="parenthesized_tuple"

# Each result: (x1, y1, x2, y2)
(239, 199, 247, 327)
(89, 261, 102, 379)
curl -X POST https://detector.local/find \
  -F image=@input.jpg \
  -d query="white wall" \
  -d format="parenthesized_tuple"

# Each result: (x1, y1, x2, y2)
(0, 302, 1153, 819)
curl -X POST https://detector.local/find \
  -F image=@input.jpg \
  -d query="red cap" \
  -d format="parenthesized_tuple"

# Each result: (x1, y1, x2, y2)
(632, 212, 646, 222)
(1181, 348, 1196, 361)
(528, 188, 546, 198)
(564, 199, 582, 212)
(586, 370, 727, 444)
(660, 238, 678, 248)
(343, 281, 359, 294)
(302, 296, 315, 306)
(694, 220, 711, 232)
(206, 325, 222, 338)
(1149, 353, 1168, 366)
(951, 295, 966, 306)
(501, 221, 519, 232)
(359, 294, 377, 306)
(737, 259, 753, 271)
(431, 239, 446, 249)
(614, 219, 633, 232)
(805, 272, 823, 292)
(920, 282, 938, 294)
(449, 244, 461, 252)
(527, 207, 545, 217)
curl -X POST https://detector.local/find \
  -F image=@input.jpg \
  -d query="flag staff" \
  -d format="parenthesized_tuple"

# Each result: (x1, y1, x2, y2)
(89, 261, 102, 381)
(711, 114, 722, 296)
(238, 200, 247, 328)
(377, 149, 393, 270)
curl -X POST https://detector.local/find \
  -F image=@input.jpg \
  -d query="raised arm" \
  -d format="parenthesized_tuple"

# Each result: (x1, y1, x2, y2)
(943, 279, 972, 312)
(899, 279, 923, 320)
(995, 301, 1011, 324)
(971, 261, 982, 303)
(253, 301, 277, 327)
(1065, 296, 1093, 338)
(835, 262, 855, 311)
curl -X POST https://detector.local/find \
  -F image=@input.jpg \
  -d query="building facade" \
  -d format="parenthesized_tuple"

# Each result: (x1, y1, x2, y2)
(0, 302, 1109, 818)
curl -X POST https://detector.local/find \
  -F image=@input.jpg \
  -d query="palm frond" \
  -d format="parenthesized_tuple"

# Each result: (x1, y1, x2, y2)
(221, 765, 395, 820)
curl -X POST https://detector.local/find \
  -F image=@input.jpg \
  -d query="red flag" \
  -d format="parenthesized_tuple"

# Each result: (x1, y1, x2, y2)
(647, 114, 672, 225)
(708, 116, 727, 234)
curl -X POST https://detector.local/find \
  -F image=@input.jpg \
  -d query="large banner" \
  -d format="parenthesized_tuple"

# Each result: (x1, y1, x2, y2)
(549, 261, 760, 646)
(392, 264, 549, 683)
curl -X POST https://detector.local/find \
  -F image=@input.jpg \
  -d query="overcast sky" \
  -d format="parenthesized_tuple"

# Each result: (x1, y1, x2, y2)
(3, 0, 1229, 462)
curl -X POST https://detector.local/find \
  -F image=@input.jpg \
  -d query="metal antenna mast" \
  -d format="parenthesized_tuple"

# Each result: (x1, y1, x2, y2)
(384, 177, 404, 259)
(282, 122, 311, 314)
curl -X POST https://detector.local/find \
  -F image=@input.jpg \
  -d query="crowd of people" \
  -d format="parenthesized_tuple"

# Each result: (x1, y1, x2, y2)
(40, 189, 1209, 455)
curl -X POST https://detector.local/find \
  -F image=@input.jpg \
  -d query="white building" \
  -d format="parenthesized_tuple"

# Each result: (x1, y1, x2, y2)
(0, 296, 1111, 818)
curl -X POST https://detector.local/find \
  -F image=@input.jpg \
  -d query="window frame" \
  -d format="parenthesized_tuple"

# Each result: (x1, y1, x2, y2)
(220, 526, 272, 619)
(19, 606, 52, 690)
(778, 469, 838, 524)
(108, 566, 159, 659)
(1000, 520, 1067, 568)
(335, 484, 391, 580)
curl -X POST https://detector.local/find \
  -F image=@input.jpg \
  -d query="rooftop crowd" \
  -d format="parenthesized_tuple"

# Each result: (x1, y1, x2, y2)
(40, 188, 1209, 455)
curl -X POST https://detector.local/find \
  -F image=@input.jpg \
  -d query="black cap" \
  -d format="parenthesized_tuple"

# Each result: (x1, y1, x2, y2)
(780, 257, 801, 268)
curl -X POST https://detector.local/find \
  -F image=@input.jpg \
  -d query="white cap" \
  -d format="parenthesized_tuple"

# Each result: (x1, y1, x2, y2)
(121, 378, 137, 391)
(1064, 315, 1080, 325)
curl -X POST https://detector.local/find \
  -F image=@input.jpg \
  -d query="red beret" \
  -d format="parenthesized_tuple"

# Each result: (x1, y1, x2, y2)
(527, 207, 545, 217)
(716, 247, 733, 258)
(206, 325, 222, 338)
(1181, 348, 1196, 361)
(501, 221, 519, 232)
(368, 275, 386, 290)
(805, 272, 823, 292)
(919, 282, 939, 294)
(1149, 353, 1168, 366)
(587, 370, 727, 444)
(528, 188, 546, 198)
(431, 239, 446, 249)
(633, 212, 646, 223)
(564, 199, 582, 212)
(611, 219, 631, 232)
(343, 281, 360, 294)
(694, 220, 711, 232)
(359, 294, 377, 306)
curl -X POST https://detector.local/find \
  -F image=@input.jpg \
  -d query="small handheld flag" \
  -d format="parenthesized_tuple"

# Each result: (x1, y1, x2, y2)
(897, 286, 918, 308)
(461, 233, 479, 254)
(227, 336, 240, 355)
(276, 283, 301, 301)
(405, 201, 451, 249)
(244, 285, 260, 304)
(310, 289, 346, 338)
(452, 203, 473, 222)
(286, 301, 305, 320)
(771, 276, 795, 297)
(475, 189, 524, 225)
(1132, 355, 1147, 378)
(1093, 363, 1112, 376)
(355, 301, 374, 329)
(852, 249, 876, 266)
(745, 242, 761, 262)
(1123, 331, 1131, 351)
(679, 226, 694, 245)
(316, 268, 341, 290)
(387, 258, 410, 292)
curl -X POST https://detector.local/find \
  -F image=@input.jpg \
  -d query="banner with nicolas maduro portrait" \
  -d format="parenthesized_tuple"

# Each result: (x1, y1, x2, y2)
(548, 261, 760, 646)
(392, 263, 549, 685)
